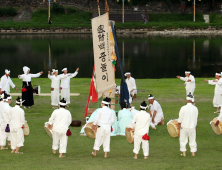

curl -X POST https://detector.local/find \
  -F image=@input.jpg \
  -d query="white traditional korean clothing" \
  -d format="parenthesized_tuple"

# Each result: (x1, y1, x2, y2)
(0, 101, 5, 145)
(9, 105, 25, 150)
(93, 106, 114, 152)
(208, 79, 222, 107)
(178, 103, 198, 153)
(128, 110, 152, 156)
(180, 74, 196, 95)
(218, 111, 222, 122)
(0, 102, 11, 146)
(48, 74, 68, 106)
(48, 108, 72, 153)
(60, 72, 78, 104)
(125, 77, 137, 103)
(0, 75, 15, 94)
(149, 100, 164, 126)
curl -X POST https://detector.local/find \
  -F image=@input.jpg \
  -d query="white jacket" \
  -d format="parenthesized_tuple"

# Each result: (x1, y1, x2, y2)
(208, 78, 222, 95)
(0, 75, 15, 94)
(60, 72, 78, 89)
(9, 105, 25, 131)
(126, 77, 137, 92)
(180, 74, 196, 91)
(48, 74, 68, 89)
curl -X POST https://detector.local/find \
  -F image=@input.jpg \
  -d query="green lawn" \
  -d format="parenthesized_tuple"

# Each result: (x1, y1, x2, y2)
(0, 77, 221, 170)
(0, 9, 222, 30)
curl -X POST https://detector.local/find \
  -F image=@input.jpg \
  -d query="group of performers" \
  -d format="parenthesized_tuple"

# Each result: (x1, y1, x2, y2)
(1, 67, 222, 159)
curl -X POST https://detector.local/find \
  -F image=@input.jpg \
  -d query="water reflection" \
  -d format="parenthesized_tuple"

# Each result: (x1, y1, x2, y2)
(1, 34, 222, 78)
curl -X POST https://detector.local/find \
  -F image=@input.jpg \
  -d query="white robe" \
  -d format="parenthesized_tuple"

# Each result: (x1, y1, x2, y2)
(125, 77, 137, 103)
(48, 74, 68, 106)
(208, 79, 222, 107)
(0, 102, 11, 146)
(9, 105, 25, 150)
(18, 73, 41, 83)
(0, 75, 15, 94)
(60, 72, 78, 104)
(0, 101, 5, 145)
(178, 103, 198, 152)
(149, 100, 164, 126)
(48, 108, 72, 153)
(180, 75, 196, 95)
(128, 110, 152, 156)
(93, 106, 114, 152)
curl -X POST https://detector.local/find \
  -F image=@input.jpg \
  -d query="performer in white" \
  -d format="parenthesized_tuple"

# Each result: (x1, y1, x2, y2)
(0, 93, 12, 149)
(60, 67, 79, 105)
(0, 69, 18, 94)
(18, 66, 43, 108)
(48, 69, 69, 109)
(176, 71, 196, 95)
(91, 97, 114, 158)
(10, 97, 25, 154)
(48, 98, 72, 158)
(125, 71, 137, 107)
(0, 93, 5, 149)
(204, 72, 222, 113)
(148, 94, 164, 126)
(177, 93, 198, 157)
(128, 101, 154, 159)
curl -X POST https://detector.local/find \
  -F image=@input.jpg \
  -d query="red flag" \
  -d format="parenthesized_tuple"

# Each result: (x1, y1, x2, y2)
(84, 66, 98, 118)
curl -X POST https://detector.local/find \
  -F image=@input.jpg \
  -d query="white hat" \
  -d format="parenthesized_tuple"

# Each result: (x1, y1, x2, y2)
(185, 71, 191, 74)
(52, 69, 58, 73)
(23, 66, 30, 74)
(124, 71, 131, 76)
(62, 67, 67, 72)
(5, 69, 10, 74)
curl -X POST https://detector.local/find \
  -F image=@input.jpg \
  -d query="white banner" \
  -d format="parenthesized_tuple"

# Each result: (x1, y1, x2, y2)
(92, 13, 115, 98)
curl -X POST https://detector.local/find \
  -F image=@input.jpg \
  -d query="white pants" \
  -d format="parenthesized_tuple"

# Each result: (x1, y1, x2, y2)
(61, 88, 70, 104)
(93, 127, 111, 152)
(10, 128, 24, 150)
(133, 134, 149, 156)
(153, 114, 164, 126)
(213, 94, 222, 107)
(186, 88, 195, 96)
(180, 128, 197, 153)
(0, 127, 10, 146)
(129, 89, 136, 104)
(51, 88, 59, 106)
(52, 131, 68, 153)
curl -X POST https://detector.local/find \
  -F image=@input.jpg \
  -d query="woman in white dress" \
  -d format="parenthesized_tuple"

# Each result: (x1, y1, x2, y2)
(18, 66, 43, 108)
(48, 69, 69, 109)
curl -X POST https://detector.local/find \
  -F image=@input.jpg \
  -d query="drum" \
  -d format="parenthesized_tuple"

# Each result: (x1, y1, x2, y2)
(125, 127, 134, 144)
(44, 123, 53, 139)
(167, 120, 180, 138)
(84, 122, 97, 139)
(211, 118, 222, 135)
(23, 121, 30, 137)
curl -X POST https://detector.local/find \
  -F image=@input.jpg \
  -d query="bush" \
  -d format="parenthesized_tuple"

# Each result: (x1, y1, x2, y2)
(0, 7, 17, 17)
(67, 8, 78, 14)
(52, 3, 65, 14)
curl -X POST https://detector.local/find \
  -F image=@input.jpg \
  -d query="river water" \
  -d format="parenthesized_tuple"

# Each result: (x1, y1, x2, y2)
(0, 34, 221, 79)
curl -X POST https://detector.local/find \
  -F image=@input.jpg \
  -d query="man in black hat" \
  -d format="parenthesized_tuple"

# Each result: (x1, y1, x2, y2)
(48, 98, 72, 158)
(91, 97, 114, 158)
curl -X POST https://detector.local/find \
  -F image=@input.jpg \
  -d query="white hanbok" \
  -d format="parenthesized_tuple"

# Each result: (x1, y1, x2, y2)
(0, 102, 11, 146)
(9, 105, 25, 150)
(208, 79, 222, 107)
(180, 75, 196, 95)
(48, 108, 72, 153)
(0, 101, 5, 145)
(178, 103, 198, 153)
(93, 106, 114, 152)
(48, 74, 68, 106)
(60, 72, 78, 104)
(128, 110, 152, 156)
(126, 77, 137, 103)
(149, 100, 164, 126)
(0, 75, 15, 94)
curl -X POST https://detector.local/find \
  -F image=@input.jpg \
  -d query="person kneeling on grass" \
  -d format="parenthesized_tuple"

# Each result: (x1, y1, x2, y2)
(48, 98, 72, 158)
(127, 101, 153, 159)
(91, 97, 114, 158)
(10, 97, 25, 154)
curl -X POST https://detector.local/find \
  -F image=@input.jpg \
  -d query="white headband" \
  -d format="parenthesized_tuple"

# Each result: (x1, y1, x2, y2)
(62, 68, 67, 72)
(124, 72, 131, 76)
(5, 96, 12, 101)
(216, 73, 221, 76)
(5, 69, 10, 74)
(186, 96, 193, 101)
(192, 96, 195, 102)
(185, 71, 190, 74)
(140, 105, 148, 109)
(102, 101, 110, 105)
(148, 96, 154, 100)
(16, 99, 25, 106)
(52, 69, 58, 73)
(59, 102, 67, 106)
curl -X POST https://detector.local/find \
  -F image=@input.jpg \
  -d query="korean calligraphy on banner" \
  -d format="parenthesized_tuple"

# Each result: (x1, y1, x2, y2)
(92, 13, 116, 98)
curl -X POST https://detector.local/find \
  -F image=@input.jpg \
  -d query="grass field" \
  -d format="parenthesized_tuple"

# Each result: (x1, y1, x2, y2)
(0, 77, 221, 170)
